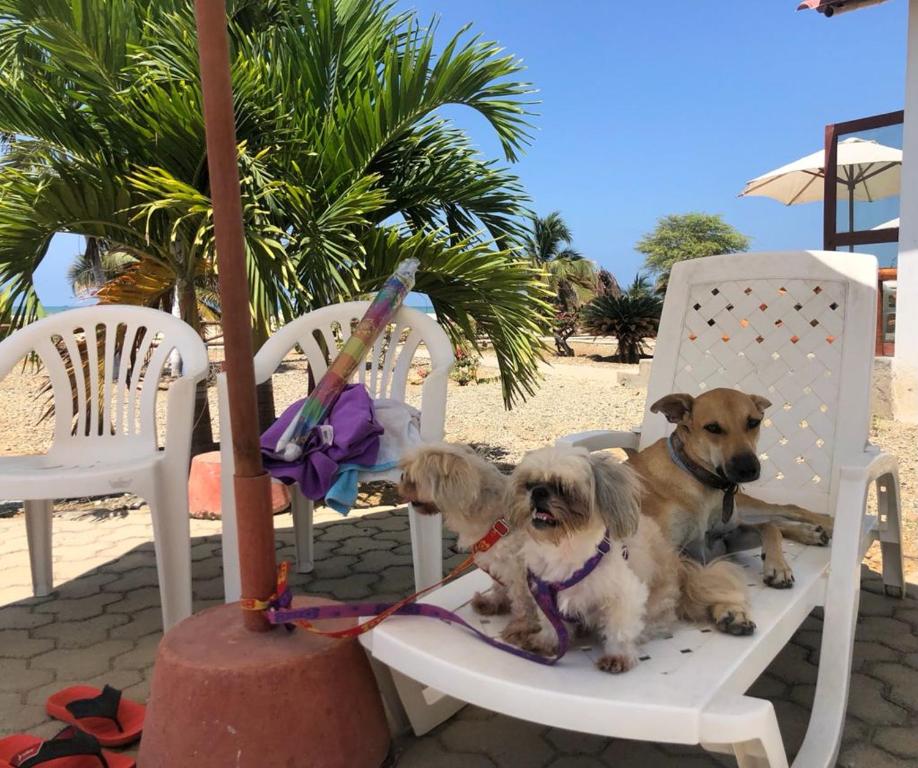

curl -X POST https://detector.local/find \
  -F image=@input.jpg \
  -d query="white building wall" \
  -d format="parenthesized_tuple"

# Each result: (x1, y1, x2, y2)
(893, 0, 918, 422)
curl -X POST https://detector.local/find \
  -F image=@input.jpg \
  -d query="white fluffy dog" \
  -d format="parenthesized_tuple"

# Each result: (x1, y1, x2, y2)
(398, 442, 537, 640)
(510, 445, 749, 673)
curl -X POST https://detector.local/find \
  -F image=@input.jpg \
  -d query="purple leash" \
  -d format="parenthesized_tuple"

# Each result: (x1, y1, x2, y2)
(266, 530, 614, 666)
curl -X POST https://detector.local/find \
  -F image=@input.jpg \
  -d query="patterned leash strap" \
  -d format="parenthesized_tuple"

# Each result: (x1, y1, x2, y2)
(242, 519, 512, 635)
(253, 523, 615, 668)
(266, 599, 559, 665)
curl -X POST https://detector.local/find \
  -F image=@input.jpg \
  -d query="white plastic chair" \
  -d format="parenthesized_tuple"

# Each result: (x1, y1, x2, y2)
(0, 305, 210, 630)
(218, 301, 454, 603)
(361, 251, 905, 767)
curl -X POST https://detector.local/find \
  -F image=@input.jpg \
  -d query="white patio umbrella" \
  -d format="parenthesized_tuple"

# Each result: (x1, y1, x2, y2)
(739, 136, 902, 234)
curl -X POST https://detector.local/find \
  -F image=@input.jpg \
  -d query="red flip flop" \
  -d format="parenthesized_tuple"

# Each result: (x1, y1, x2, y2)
(0, 727, 134, 767)
(45, 686, 144, 748)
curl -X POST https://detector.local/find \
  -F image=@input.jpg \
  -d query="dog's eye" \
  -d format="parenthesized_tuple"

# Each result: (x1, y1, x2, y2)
(747, 417, 761, 430)
(703, 423, 724, 434)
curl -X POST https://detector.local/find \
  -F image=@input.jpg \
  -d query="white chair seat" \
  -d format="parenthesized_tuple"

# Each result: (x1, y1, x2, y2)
(362, 539, 837, 744)
(0, 453, 164, 499)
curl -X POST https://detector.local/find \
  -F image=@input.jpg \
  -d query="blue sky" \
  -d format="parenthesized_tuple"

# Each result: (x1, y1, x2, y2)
(35, 0, 908, 306)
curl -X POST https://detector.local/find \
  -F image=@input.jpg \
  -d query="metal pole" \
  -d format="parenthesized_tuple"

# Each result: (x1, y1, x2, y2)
(194, 0, 275, 631)
(848, 183, 855, 252)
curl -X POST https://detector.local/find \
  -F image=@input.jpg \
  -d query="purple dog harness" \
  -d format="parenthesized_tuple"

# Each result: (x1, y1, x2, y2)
(265, 529, 619, 665)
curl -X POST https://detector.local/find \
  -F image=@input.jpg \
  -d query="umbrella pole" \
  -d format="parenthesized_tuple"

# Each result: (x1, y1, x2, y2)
(848, 183, 855, 252)
(194, 0, 275, 631)
(137, 6, 391, 764)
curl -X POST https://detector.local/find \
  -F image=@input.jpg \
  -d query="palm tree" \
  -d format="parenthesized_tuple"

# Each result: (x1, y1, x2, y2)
(581, 276, 663, 364)
(523, 211, 596, 310)
(0, 0, 551, 423)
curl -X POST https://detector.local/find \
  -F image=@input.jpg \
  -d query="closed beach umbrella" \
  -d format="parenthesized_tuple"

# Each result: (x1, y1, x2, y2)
(740, 136, 901, 208)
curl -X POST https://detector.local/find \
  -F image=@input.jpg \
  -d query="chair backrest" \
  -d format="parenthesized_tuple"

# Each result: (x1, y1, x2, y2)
(0, 305, 209, 461)
(640, 251, 877, 515)
(254, 302, 454, 441)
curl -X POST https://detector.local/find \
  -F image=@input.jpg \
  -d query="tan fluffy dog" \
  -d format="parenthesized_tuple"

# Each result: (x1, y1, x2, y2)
(398, 442, 536, 640)
(510, 445, 750, 671)
(628, 388, 834, 630)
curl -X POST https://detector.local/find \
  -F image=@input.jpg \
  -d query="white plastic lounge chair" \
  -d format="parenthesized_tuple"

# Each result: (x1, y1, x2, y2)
(361, 251, 905, 767)
(219, 301, 454, 602)
(0, 305, 210, 630)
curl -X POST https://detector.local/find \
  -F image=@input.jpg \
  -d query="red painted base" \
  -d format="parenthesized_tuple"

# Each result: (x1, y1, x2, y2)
(138, 599, 390, 768)
(188, 451, 290, 519)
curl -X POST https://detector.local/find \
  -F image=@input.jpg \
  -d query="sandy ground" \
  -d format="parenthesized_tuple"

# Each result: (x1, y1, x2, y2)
(0, 350, 914, 575)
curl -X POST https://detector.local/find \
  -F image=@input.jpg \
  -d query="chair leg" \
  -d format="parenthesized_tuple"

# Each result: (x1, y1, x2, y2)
(147, 480, 193, 631)
(408, 502, 443, 591)
(876, 470, 905, 597)
(291, 488, 315, 574)
(24, 499, 53, 597)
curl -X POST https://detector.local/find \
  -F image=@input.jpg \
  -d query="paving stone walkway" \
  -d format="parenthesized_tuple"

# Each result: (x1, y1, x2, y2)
(0, 502, 916, 767)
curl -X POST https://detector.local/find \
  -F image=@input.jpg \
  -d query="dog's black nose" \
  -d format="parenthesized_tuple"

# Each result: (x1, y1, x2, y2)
(530, 484, 550, 504)
(726, 452, 760, 483)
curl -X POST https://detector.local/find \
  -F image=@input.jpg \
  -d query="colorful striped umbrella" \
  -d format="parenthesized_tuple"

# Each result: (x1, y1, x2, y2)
(273, 258, 419, 460)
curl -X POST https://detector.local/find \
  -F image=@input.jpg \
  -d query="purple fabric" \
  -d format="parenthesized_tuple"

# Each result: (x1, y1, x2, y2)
(261, 384, 383, 500)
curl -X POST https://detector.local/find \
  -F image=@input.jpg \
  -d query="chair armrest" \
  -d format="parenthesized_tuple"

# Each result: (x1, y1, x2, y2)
(555, 429, 641, 452)
(838, 450, 897, 486)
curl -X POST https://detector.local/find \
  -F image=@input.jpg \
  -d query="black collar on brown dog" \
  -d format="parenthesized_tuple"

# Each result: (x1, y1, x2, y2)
(666, 431, 738, 523)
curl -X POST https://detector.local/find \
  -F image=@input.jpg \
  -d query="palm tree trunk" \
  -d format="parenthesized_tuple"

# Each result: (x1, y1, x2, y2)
(252, 325, 276, 432)
(87, 237, 105, 288)
(178, 276, 215, 455)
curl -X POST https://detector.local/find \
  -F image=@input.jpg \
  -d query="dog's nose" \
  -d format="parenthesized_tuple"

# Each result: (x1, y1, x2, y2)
(726, 452, 760, 483)
(530, 485, 550, 504)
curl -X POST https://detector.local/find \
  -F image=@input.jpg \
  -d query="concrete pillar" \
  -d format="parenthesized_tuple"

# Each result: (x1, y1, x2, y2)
(893, 0, 918, 422)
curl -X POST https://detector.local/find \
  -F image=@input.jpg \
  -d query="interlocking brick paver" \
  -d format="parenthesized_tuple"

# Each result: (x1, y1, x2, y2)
(768, 642, 818, 684)
(31, 612, 129, 648)
(0, 658, 55, 694)
(1, 502, 916, 767)
(838, 743, 913, 768)
(335, 535, 397, 556)
(33, 592, 121, 621)
(0, 605, 54, 631)
(30, 640, 134, 679)
(105, 586, 161, 614)
(395, 738, 497, 768)
(309, 573, 380, 600)
(874, 726, 918, 759)
(545, 728, 609, 755)
(844, 673, 909, 725)
(108, 606, 163, 640)
(440, 717, 552, 768)
(0, 628, 54, 658)
(856, 617, 918, 652)
(870, 662, 918, 710)
(100, 567, 158, 593)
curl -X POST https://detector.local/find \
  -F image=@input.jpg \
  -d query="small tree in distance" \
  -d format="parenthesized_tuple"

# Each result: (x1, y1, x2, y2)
(636, 213, 750, 293)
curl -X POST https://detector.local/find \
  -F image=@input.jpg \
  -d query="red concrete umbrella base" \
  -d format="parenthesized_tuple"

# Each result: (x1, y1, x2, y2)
(189, 451, 291, 520)
(139, 598, 391, 768)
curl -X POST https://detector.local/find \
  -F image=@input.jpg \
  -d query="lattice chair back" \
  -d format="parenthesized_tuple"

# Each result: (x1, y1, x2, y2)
(0, 305, 209, 464)
(640, 251, 878, 515)
(253, 302, 454, 442)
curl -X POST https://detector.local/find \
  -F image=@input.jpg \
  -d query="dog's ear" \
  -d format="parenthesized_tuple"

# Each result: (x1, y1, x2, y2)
(650, 393, 694, 424)
(402, 445, 482, 513)
(589, 453, 641, 540)
(749, 394, 772, 413)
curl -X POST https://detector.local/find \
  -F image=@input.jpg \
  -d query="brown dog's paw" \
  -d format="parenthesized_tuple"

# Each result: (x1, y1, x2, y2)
(763, 560, 795, 589)
(471, 590, 511, 616)
(521, 630, 559, 657)
(597, 653, 637, 673)
(714, 609, 756, 636)
(500, 617, 540, 645)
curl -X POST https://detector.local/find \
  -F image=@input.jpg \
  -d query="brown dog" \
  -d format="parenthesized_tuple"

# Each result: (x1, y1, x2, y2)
(627, 388, 833, 631)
